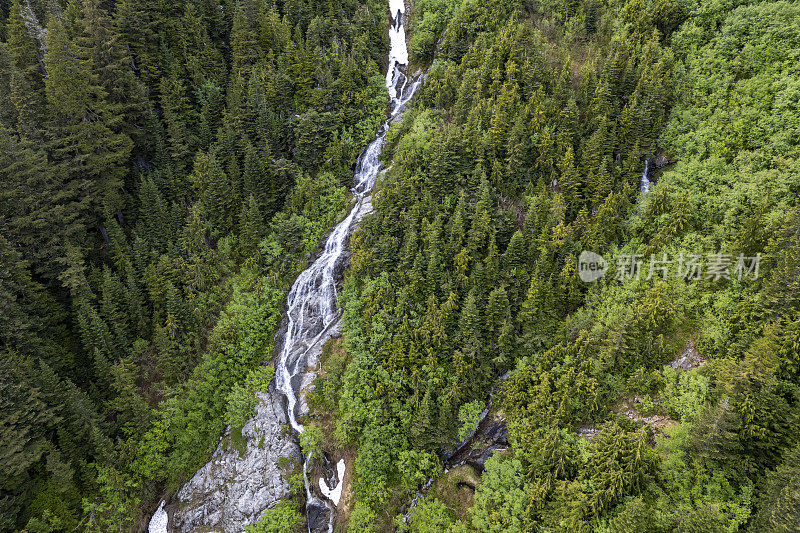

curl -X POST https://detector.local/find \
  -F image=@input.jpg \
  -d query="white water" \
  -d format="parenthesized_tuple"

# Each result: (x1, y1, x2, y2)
(386, 0, 410, 88)
(276, 6, 419, 437)
(640, 159, 650, 193)
(273, 3, 422, 532)
(147, 4, 420, 531)
(389, 0, 406, 16)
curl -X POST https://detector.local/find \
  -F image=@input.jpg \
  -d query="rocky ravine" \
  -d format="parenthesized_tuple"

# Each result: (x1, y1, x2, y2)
(149, 2, 419, 531)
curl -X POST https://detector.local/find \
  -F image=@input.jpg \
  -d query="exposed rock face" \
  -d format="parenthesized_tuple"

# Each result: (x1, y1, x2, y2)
(463, 417, 509, 471)
(306, 500, 332, 533)
(20, 0, 47, 73)
(578, 425, 600, 441)
(168, 387, 301, 532)
(149, 4, 423, 531)
(669, 342, 707, 371)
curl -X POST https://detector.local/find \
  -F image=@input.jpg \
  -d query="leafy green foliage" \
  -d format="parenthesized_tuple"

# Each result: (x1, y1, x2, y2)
(225, 365, 276, 430)
(468, 455, 529, 532)
(3, 0, 800, 529)
(457, 400, 485, 442)
(299, 425, 324, 463)
(245, 501, 304, 533)
(409, 496, 456, 532)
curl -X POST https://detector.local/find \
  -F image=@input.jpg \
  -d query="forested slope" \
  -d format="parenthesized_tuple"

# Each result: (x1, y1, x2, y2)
(307, 0, 800, 531)
(2, 0, 800, 531)
(0, 0, 390, 530)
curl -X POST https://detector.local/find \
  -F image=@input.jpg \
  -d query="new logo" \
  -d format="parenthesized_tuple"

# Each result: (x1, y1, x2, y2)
(578, 251, 608, 282)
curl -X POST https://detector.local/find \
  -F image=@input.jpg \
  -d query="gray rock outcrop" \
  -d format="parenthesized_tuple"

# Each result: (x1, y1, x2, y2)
(168, 387, 301, 532)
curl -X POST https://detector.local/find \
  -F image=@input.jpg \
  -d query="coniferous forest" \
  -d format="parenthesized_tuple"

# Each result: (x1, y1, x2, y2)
(1, 0, 800, 531)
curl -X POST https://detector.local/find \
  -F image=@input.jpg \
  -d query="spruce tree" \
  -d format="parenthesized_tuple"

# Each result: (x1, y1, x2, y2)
(160, 71, 199, 171)
(6, 0, 46, 138)
(44, 13, 132, 222)
(238, 195, 265, 256)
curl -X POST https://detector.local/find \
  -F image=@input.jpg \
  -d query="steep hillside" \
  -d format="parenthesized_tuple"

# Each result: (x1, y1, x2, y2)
(308, 0, 800, 531)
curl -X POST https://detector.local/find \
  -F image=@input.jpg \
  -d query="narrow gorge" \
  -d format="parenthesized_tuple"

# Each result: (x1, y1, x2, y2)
(148, 2, 422, 531)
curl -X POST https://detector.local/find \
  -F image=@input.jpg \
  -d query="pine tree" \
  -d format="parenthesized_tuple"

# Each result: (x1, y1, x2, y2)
(506, 106, 531, 191)
(77, 0, 148, 149)
(44, 13, 132, 221)
(459, 288, 481, 344)
(200, 152, 234, 236)
(0, 354, 59, 531)
(558, 145, 581, 208)
(504, 230, 527, 272)
(0, 125, 85, 282)
(160, 71, 199, 171)
(429, 126, 463, 197)
(164, 281, 186, 338)
(123, 263, 147, 338)
(519, 266, 557, 351)
(496, 319, 514, 369)
(486, 286, 509, 335)
(751, 443, 800, 532)
(181, 204, 210, 259)
(231, 0, 261, 76)
(75, 296, 116, 369)
(179, 3, 227, 89)
(412, 380, 439, 449)
(198, 81, 225, 148)
(115, 0, 160, 84)
(483, 232, 500, 291)
(136, 176, 170, 249)
(490, 81, 519, 157)
(468, 209, 490, 257)
(100, 267, 130, 354)
(107, 351, 151, 439)
(238, 195, 265, 257)
(6, 0, 46, 137)
(447, 192, 467, 259)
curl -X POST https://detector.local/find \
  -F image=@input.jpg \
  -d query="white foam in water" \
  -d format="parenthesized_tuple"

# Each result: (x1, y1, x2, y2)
(148, 501, 167, 533)
(388, 24, 409, 68)
(386, 6, 409, 90)
(641, 159, 650, 193)
(275, 0, 422, 439)
(319, 460, 346, 506)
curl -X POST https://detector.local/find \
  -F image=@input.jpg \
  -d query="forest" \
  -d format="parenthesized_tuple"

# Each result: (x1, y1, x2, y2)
(1, 0, 799, 531)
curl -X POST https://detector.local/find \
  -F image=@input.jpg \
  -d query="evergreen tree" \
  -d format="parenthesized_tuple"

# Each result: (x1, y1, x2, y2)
(44, 12, 132, 221)
(231, 0, 261, 76)
(5, 0, 46, 137)
(160, 71, 198, 171)
(239, 195, 265, 256)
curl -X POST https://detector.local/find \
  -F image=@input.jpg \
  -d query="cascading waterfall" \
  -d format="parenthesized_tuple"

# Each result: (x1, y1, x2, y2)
(276, 1, 418, 437)
(274, 2, 422, 531)
(640, 159, 651, 193)
(147, 4, 421, 532)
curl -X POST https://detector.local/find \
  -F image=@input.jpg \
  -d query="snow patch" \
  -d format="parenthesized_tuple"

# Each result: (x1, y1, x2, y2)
(389, 24, 409, 66)
(390, 0, 405, 16)
(148, 501, 167, 533)
(319, 459, 346, 506)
